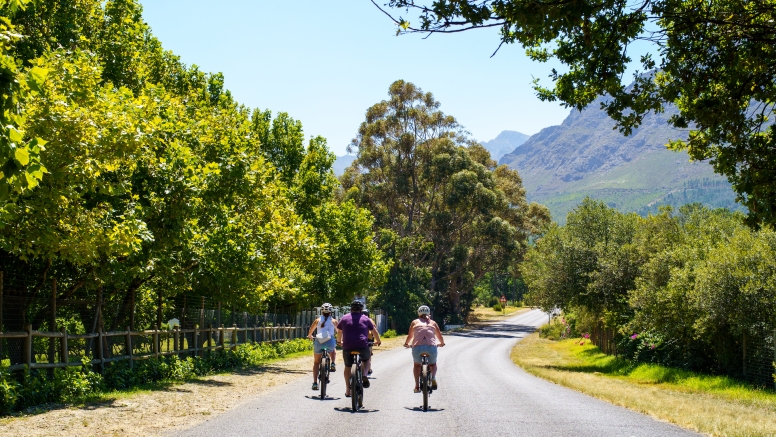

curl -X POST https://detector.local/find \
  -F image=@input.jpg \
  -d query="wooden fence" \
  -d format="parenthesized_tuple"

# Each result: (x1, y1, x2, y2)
(1, 322, 306, 372)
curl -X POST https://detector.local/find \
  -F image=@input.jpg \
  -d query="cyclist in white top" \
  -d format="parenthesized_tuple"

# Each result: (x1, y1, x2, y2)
(307, 303, 338, 390)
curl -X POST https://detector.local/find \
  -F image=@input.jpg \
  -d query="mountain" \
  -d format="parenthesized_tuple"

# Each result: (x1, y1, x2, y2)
(332, 154, 356, 176)
(480, 130, 530, 161)
(500, 97, 742, 222)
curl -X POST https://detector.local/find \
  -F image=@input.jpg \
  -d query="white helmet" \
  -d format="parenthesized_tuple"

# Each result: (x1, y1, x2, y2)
(417, 305, 431, 316)
(321, 303, 333, 314)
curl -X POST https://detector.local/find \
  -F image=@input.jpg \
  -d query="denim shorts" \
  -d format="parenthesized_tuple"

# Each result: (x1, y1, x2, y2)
(411, 345, 438, 364)
(314, 338, 336, 354)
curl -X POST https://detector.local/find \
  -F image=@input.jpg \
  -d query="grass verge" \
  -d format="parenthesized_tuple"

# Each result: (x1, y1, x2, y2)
(511, 333, 776, 437)
(468, 306, 531, 323)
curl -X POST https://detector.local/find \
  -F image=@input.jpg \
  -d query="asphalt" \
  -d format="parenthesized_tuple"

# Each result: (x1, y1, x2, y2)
(173, 309, 699, 437)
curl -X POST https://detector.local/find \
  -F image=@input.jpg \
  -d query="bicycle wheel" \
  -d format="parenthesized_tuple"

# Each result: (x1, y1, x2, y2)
(320, 353, 328, 400)
(357, 366, 364, 408)
(421, 363, 429, 411)
(351, 361, 359, 412)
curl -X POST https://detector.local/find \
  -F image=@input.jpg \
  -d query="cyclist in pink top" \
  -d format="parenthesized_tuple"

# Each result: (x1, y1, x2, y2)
(404, 305, 445, 393)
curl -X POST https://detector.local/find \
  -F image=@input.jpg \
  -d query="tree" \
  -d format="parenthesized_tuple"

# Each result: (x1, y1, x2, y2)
(378, 0, 776, 226)
(343, 80, 548, 326)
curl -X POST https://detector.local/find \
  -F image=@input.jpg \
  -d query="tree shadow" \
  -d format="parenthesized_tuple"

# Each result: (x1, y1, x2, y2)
(450, 323, 537, 339)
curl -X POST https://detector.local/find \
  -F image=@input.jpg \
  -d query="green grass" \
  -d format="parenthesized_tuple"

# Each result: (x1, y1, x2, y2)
(512, 334, 776, 436)
(559, 340, 776, 405)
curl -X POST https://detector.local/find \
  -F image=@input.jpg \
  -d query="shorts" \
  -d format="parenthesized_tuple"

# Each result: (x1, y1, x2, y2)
(342, 347, 371, 367)
(314, 338, 336, 354)
(411, 345, 438, 364)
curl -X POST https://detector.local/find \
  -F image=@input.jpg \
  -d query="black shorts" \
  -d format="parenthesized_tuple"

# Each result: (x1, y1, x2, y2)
(342, 347, 371, 367)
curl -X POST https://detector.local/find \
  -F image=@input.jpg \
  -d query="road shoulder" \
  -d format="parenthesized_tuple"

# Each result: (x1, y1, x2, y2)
(511, 333, 776, 437)
(0, 336, 407, 436)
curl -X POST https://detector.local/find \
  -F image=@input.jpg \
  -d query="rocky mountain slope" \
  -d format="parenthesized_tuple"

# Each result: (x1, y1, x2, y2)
(499, 97, 741, 222)
(332, 154, 356, 176)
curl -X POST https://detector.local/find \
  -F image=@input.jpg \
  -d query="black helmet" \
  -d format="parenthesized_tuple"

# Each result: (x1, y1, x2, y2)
(362, 308, 370, 315)
(350, 299, 364, 311)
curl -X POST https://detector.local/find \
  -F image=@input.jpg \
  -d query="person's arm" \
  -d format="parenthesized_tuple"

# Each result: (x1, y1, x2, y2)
(433, 321, 445, 346)
(307, 320, 318, 340)
(371, 328, 382, 346)
(336, 325, 343, 345)
(404, 321, 416, 347)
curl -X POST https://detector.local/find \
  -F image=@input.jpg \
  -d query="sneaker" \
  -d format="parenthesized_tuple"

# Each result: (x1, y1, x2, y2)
(312, 382, 319, 390)
(362, 378, 370, 388)
(431, 378, 437, 390)
(367, 369, 372, 376)
(413, 387, 420, 393)
(330, 362, 336, 371)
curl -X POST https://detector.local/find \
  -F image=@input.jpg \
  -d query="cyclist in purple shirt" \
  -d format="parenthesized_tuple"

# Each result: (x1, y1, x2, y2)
(336, 299, 381, 397)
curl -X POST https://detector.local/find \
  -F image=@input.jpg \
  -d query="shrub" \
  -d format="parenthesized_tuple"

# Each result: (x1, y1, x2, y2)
(492, 303, 502, 312)
(382, 329, 397, 338)
(0, 338, 314, 415)
(488, 296, 499, 307)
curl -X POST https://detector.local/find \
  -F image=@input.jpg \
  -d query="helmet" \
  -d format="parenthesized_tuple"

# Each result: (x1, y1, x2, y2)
(417, 305, 431, 316)
(321, 303, 333, 314)
(362, 308, 370, 315)
(350, 299, 364, 311)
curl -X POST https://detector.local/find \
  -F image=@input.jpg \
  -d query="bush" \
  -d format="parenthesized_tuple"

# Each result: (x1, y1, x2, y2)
(382, 329, 397, 338)
(1, 338, 314, 415)
(539, 315, 578, 340)
(488, 296, 499, 307)
(492, 303, 502, 312)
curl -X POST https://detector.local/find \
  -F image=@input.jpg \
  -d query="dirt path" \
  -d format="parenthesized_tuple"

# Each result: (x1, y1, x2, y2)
(0, 337, 406, 437)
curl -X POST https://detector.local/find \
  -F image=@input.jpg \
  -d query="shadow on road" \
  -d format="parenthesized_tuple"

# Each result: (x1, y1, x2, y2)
(450, 323, 537, 339)
(404, 406, 445, 412)
(304, 395, 341, 401)
(333, 407, 380, 413)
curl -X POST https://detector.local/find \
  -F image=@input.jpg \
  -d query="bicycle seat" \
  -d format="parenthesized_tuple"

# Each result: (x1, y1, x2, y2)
(419, 352, 430, 357)
(350, 351, 360, 355)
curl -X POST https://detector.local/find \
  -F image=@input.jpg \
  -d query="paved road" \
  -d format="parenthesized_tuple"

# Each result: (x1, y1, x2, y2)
(174, 309, 698, 437)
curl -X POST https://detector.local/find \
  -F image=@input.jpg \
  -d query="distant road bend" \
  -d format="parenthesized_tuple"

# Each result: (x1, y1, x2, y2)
(175, 309, 698, 437)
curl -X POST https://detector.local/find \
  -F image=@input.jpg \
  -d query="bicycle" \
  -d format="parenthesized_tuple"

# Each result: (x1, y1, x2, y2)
(318, 346, 331, 400)
(419, 352, 433, 411)
(349, 350, 364, 412)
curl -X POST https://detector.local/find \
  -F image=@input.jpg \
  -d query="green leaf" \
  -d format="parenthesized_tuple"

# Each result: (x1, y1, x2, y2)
(13, 147, 29, 166)
(8, 127, 22, 144)
(26, 66, 48, 94)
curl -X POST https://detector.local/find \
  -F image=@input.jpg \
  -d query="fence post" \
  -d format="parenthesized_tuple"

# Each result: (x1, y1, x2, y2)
(193, 324, 199, 358)
(48, 278, 57, 378)
(60, 327, 68, 366)
(126, 326, 133, 369)
(96, 329, 104, 373)
(153, 325, 160, 358)
(173, 326, 179, 356)
(208, 323, 213, 354)
(742, 331, 747, 378)
(23, 323, 32, 369)
(219, 324, 225, 349)
(231, 324, 237, 351)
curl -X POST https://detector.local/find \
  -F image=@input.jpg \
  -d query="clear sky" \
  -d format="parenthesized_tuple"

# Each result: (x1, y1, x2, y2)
(139, 1, 572, 156)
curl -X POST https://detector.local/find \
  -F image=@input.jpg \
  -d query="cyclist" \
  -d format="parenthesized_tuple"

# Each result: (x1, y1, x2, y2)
(363, 308, 374, 377)
(336, 299, 381, 397)
(307, 303, 338, 390)
(404, 305, 445, 393)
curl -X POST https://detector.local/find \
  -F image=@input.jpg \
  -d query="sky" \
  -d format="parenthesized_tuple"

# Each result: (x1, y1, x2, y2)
(139, 1, 573, 156)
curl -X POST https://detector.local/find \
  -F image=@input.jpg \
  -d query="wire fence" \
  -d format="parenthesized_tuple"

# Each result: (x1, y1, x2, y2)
(0, 271, 387, 372)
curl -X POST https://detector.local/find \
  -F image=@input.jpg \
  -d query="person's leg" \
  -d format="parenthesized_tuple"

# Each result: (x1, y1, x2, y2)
(344, 366, 352, 395)
(413, 363, 421, 389)
(313, 352, 322, 383)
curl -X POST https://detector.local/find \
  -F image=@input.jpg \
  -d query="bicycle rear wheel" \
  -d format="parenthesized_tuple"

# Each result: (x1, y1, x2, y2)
(357, 367, 364, 408)
(421, 363, 429, 411)
(351, 362, 358, 412)
(320, 354, 328, 400)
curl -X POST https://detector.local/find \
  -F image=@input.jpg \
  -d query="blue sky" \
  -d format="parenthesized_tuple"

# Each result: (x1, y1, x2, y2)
(140, 1, 572, 156)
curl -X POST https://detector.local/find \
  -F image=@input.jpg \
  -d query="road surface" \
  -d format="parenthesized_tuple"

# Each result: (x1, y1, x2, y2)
(174, 309, 697, 437)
